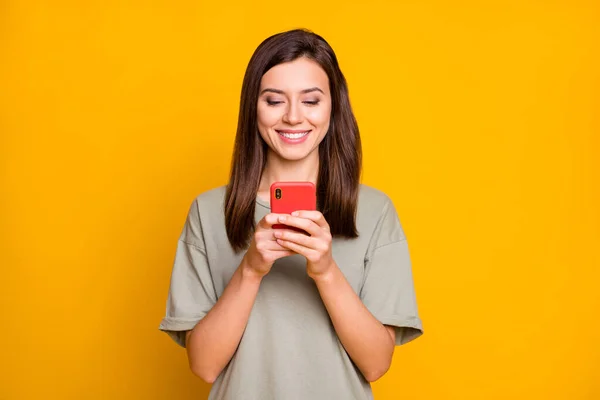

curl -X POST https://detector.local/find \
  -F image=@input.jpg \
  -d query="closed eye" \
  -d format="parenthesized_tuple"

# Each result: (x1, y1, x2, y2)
(303, 100, 320, 106)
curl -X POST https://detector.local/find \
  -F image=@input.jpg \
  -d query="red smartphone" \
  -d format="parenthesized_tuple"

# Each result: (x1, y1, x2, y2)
(270, 181, 317, 233)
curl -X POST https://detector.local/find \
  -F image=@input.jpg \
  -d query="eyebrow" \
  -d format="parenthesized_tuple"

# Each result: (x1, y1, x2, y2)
(260, 87, 324, 95)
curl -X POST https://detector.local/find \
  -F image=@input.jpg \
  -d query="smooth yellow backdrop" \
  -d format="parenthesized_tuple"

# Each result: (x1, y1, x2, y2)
(1, 1, 599, 399)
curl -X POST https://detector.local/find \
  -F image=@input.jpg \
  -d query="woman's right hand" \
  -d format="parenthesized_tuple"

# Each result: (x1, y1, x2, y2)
(242, 213, 295, 278)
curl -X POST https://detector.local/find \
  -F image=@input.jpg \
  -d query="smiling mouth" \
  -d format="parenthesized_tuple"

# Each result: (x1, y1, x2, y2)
(276, 130, 311, 139)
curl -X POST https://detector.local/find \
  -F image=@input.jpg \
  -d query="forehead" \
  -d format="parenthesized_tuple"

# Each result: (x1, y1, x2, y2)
(260, 57, 329, 93)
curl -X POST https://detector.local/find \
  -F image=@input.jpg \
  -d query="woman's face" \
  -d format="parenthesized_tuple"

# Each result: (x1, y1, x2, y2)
(257, 57, 332, 162)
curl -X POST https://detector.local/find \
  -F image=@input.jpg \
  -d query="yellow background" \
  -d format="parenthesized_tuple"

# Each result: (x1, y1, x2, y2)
(1, 1, 599, 399)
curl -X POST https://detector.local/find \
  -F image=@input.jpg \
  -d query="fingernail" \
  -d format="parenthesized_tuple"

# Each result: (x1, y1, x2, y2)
(273, 231, 281, 238)
(279, 215, 286, 222)
(291, 211, 299, 216)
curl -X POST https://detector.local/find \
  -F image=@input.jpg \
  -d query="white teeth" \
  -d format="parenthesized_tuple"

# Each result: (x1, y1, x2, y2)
(279, 131, 309, 139)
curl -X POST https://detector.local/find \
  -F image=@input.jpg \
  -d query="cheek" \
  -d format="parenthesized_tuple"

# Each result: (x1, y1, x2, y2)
(306, 106, 331, 130)
(257, 104, 282, 129)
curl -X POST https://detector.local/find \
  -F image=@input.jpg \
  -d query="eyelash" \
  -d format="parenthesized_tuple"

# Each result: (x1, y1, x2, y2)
(266, 100, 320, 106)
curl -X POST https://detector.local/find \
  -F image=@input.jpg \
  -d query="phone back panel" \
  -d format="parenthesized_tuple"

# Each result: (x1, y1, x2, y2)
(270, 181, 316, 230)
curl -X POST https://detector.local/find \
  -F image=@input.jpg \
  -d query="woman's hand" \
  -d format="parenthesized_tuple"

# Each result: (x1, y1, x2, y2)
(242, 213, 295, 279)
(272, 211, 335, 279)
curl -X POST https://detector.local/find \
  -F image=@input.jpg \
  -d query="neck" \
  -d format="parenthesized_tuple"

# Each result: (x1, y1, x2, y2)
(258, 150, 319, 200)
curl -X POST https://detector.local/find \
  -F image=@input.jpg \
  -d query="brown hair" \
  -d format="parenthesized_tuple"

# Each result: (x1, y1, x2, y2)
(225, 28, 362, 252)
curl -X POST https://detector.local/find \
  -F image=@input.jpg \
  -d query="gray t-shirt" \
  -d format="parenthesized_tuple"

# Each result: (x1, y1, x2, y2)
(159, 184, 423, 399)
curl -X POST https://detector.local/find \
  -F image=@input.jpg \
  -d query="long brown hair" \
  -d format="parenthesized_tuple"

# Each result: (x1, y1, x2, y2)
(225, 29, 362, 252)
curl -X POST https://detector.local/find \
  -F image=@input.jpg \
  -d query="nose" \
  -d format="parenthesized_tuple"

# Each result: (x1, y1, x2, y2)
(282, 101, 303, 125)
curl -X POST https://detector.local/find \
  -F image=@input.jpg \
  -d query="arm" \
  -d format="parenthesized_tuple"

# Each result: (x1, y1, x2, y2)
(185, 260, 262, 383)
(273, 212, 396, 382)
(312, 263, 396, 382)
(184, 213, 293, 383)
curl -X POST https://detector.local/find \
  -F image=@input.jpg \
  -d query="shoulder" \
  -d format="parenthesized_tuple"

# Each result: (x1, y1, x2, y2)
(358, 184, 394, 213)
(192, 185, 227, 212)
(183, 186, 227, 227)
(356, 184, 406, 242)
(177, 186, 226, 245)
(357, 185, 407, 250)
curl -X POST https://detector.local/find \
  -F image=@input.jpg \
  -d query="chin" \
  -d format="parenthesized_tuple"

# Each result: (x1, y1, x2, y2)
(277, 151, 311, 162)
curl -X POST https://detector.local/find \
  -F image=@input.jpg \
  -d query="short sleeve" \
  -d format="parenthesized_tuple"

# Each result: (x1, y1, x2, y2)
(158, 199, 218, 348)
(360, 197, 423, 346)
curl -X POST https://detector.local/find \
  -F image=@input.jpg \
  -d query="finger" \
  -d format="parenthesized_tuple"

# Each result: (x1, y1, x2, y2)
(290, 210, 330, 230)
(256, 232, 295, 250)
(267, 241, 294, 251)
(258, 213, 287, 230)
(276, 215, 320, 236)
(255, 230, 280, 243)
(273, 229, 317, 249)
(276, 238, 318, 260)
(271, 249, 296, 258)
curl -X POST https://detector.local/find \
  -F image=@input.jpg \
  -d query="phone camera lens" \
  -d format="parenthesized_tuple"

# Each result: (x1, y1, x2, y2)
(275, 188, 282, 199)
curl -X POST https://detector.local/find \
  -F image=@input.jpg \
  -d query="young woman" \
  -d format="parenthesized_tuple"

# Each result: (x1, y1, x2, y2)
(159, 29, 423, 399)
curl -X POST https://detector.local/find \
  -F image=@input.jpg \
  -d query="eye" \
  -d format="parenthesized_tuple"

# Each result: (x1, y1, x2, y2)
(303, 100, 320, 106)
(266, 98, 283, 106)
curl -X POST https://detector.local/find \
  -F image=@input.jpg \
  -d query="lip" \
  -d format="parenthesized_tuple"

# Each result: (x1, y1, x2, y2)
(276, 129, 312, 133)
(276, 129, 311, 144)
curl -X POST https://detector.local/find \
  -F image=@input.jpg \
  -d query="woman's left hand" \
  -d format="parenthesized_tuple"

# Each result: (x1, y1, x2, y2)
(272, 211, 334, 279)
